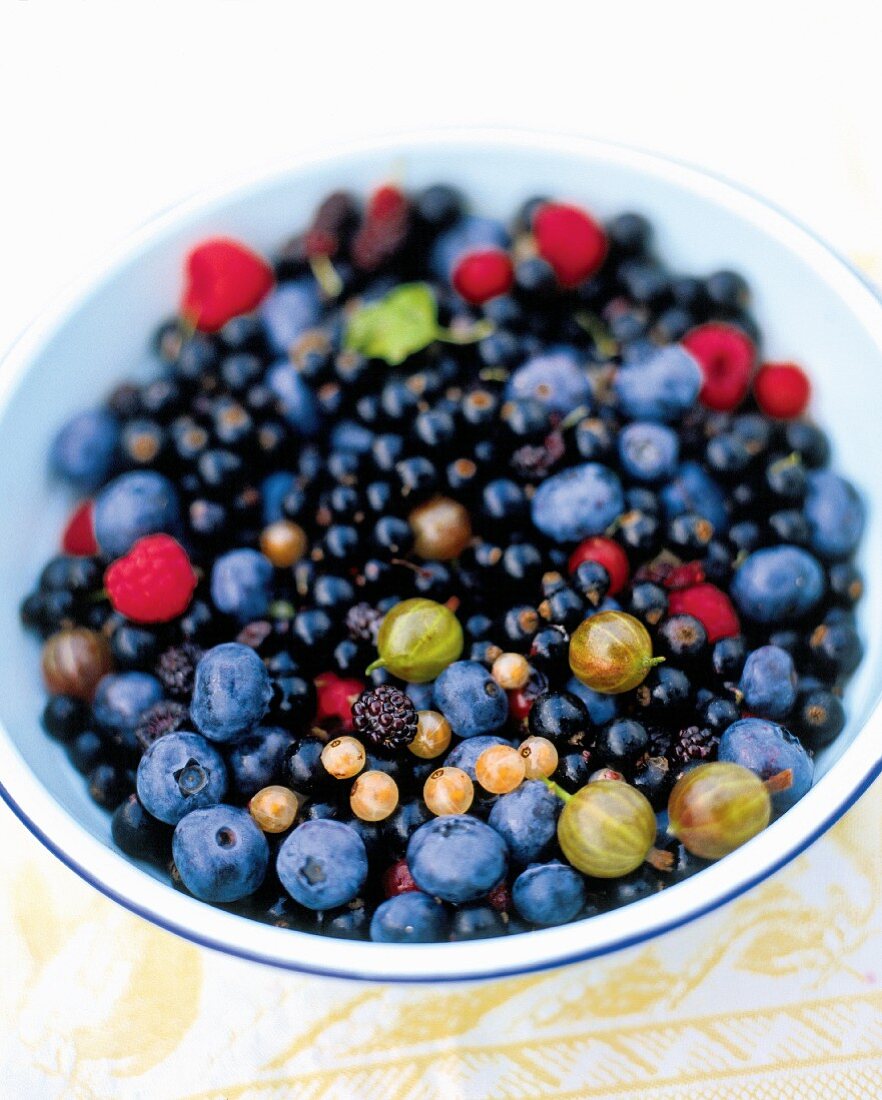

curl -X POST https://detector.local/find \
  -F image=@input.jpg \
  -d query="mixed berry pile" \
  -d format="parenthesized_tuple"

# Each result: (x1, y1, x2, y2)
(20, 181, 865, 943)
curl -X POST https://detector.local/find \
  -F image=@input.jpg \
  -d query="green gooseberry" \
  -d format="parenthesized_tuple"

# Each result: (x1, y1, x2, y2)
(366, 597, 464, 683)
(555, 779, 658, 878)
(668, 762, 778, 860)
(569, 610, 663, 694)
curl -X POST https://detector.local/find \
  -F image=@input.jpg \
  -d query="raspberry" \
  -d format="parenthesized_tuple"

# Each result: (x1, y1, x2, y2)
(533, 202, 607, 288)
(681, 322, 756, 411)
(315, 672, 365, 728)
(351, 184, 410, 272)
(669, 725, 719, 769)
(62, 500, 97, 556)
(105, 534, 198, 624)
(352, 684, 418, 754)
(452, 248, 514, 305)
(753, 361, 811, 419)
(667, 582, 740, 643)
(155, 642, 203, 699)
(568, 536, 630, 595)
(180, 237, 274, 333)
(382, 858, 419, 898)
(664, 561, 706, 590)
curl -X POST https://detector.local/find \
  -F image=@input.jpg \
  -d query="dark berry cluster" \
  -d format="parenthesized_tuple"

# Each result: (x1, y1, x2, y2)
(20, 178, 864, 945)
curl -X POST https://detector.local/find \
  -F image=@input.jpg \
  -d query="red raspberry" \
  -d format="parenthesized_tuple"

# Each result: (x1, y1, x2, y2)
(667, 583, 740, 643)
(180, 237, 274, 333)
(533, 202, 607, 288)
(62, 500, 97, 556)
(314, 672, 365, 728)
(753, 361, 811, 419)
(382, 859, 419, 898)
(105, 534, 197, 623)
(664, 561, 706, 590)
(452, 248, 514, 305)
(568, 536, 630, 595)
(682, 322, 756, 411)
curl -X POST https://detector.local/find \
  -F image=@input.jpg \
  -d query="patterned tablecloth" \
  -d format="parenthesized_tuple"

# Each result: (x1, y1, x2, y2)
(1, 775, 880, 1099)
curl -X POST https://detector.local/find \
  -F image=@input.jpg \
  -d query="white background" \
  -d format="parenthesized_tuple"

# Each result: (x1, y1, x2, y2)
(1, 0, 882, 357)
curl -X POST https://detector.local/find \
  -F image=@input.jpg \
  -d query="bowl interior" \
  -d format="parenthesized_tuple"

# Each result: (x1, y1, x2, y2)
(1, 134, 881, 981)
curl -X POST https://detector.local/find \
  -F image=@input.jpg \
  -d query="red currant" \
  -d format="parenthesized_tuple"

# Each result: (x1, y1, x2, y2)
(61, 499, 97, 556)
(568, 536, 629, 595)
(753, 361, 811, 419)
(314, 672, 364, 728)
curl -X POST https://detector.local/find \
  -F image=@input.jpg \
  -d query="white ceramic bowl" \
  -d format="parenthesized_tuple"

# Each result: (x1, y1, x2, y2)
(1, 131, 881, 983)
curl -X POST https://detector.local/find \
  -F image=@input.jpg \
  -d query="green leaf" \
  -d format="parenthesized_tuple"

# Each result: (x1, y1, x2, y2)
(345, 283, 439, 366)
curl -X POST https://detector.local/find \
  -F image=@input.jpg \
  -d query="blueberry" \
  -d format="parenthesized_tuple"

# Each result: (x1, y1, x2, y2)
(444, 735, 512, 779)
(191, 643, 272, 742)
(260, 471, 296, 525)
(265, 362, 321, 436)
(731, 545, 825, 623)
(433, 661, 508, 738)
(276, 819, 368, 910)
(531, 463, 624, 543)
(50, 408, 119, 491)
(488, 780, 561, 865)
(93, 470, 181, 557)
(136, 730, 227, 824)
(618, 422, 679, 483)
(210, 549, 273, 622)
(738, 645, 797, 720)
(111, 794, 171, 866)
(613, 345, 702, 422)
(449, 904, 508, 941)
(369, 892, 449, 943)
(565, 677, 618, 725)
(660, 461, 728, 534)
(226, 726, 295, 798)
(803, 471, 864, 561)
(173, 805, 268, 902)
(505, 348, 591, 415)
(718, 717, 813, 811)
(407, 814, 507, 904)
(92, 672, 163, 736)
(430, 215, 510, 279)
(512, 861, 587, 927)
(259, 280, 322, 355)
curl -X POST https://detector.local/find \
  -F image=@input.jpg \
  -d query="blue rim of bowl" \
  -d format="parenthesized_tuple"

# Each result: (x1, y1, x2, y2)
(1, 128, 881, 983)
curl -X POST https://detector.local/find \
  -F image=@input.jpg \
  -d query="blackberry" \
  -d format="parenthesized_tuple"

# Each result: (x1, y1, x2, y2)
(352, 684, 418, 755)
(509, 431, 565, 480)
(669, 725, 719, 770)
(154, 643, 203, 699)
(134, 700, 189, 752)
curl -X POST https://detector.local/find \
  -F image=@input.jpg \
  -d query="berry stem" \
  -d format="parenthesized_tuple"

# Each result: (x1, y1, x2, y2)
(309, 255, 344, 299)
(541, 777, 572, 803)
(435, 319, 495, 346)
(646, 656, 666, 668)
(365, 657, 387, 675)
